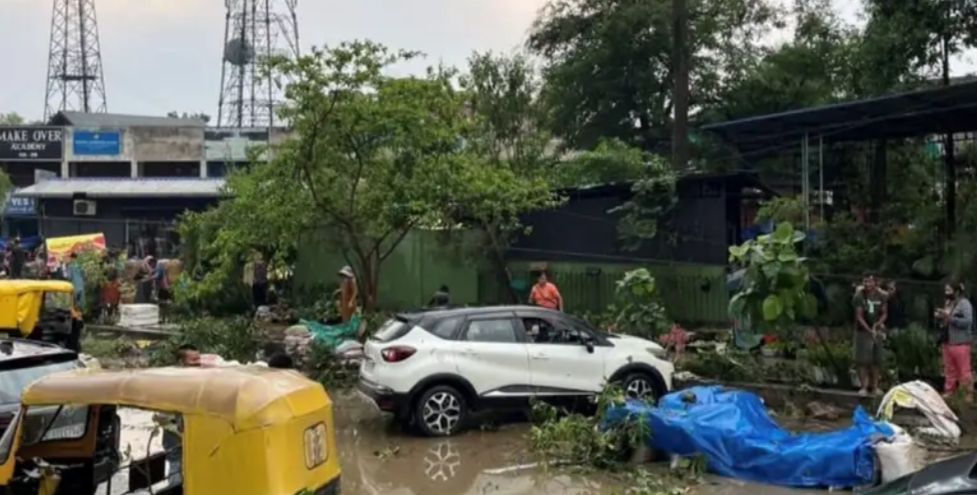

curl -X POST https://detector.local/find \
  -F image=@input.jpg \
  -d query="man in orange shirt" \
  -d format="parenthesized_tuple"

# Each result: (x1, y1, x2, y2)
(529, 272, 563, 311)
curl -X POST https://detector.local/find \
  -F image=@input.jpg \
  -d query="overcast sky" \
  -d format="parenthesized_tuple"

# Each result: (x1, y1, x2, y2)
(0, 0, 970, 123)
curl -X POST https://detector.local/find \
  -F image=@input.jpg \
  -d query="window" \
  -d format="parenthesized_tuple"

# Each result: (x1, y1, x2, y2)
(43, 291, 73, 311)
(524, 316, 591, 345)
(373, 319, 410, 343)
(429, 317, 462, 339)
(523, 317, 557, 344)
(0, 360, 79, 403)
(464, 319, 518, 343)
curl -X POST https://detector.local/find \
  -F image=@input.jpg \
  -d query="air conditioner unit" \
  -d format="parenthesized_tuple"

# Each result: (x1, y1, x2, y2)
(73, 199, 97, 216)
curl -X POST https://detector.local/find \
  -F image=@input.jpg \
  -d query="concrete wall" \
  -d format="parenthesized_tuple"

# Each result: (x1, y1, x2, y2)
(130, 126, 204, 162)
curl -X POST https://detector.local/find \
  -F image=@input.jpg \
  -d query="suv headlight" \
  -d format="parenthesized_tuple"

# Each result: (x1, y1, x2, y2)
(648, 347, 669, 361)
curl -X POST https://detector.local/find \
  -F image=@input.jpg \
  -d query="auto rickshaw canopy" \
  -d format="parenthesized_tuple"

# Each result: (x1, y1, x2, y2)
(20, 366, 332, 430)
(0, 280, 75, 334)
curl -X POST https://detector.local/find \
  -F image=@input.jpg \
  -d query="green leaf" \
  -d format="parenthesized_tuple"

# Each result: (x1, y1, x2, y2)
(773, 222, 794, 240)
(761, 295, 783, 321)
(728, 245, 748, 258)
(799, 293, 819, 319)
(777, 251, 798, 262)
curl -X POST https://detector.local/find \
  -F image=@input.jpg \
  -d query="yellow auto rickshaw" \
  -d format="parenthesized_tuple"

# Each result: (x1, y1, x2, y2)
(0, 280, 84, 352)
(2, 365, 341, 495)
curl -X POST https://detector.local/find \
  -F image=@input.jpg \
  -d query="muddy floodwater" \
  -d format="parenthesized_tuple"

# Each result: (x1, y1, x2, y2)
(104, 395, 837, 495)
(333, 394, 826, 495)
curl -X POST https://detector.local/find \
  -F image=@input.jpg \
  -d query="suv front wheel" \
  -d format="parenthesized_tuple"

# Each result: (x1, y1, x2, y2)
(620, 372, 661, 402)
(414, 385, 468, 437)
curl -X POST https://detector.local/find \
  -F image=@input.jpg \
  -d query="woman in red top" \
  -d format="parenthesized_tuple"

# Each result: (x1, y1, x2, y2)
(529, 272, 563, 311)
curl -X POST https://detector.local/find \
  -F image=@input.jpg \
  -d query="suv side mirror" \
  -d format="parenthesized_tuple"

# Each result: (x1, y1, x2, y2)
(584, 338, 595, 353)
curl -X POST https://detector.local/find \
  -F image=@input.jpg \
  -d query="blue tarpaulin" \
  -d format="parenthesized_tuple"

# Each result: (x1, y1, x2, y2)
(604, 386, 893, 488)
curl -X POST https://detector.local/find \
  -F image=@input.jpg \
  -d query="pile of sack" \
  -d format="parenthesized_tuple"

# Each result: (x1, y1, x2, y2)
(873, 380, 961, 483)
(118, 304, 160, 327)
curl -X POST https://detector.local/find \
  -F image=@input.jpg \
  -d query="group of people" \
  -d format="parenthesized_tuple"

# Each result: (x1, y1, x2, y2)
(853, 273, 973, 401)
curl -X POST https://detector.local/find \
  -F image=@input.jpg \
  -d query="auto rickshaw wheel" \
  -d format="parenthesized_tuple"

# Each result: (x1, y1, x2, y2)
(413, 385, 468, 437)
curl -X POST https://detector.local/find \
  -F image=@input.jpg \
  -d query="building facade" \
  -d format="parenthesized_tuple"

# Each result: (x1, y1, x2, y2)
(0, 111, 284, 245)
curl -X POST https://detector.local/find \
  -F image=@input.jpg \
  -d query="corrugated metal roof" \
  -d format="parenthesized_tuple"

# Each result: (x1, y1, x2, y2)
(51, 111, 207, 128)
(12, 178, 226, 198)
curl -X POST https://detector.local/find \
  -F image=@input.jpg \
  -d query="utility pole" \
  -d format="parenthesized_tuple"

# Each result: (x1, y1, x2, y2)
(671, 0, 690, 169)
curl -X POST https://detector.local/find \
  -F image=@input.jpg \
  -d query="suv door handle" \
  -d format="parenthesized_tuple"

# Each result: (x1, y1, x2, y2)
(531, 353, 548, 360)
(460, 348, 476, 355)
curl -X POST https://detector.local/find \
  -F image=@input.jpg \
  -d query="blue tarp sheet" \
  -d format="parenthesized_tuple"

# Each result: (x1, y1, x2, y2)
(604, 386, 893, 488)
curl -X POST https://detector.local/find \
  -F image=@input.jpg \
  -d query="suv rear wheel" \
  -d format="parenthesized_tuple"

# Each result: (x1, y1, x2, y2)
(414, 385, 467, 437)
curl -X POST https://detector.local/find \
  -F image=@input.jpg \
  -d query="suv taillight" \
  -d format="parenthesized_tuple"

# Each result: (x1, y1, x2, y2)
(381, 346, 416, 363)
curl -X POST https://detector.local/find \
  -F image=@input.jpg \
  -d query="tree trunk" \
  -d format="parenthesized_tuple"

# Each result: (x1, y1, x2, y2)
(354, 252, 378, 312)
(671, 0, 690, 170)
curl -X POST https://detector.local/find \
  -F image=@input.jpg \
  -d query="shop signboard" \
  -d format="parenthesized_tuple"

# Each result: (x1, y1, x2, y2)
(0, 126, 63, 161)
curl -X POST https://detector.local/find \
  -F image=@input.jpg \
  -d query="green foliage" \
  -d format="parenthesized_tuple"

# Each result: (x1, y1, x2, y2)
(181, 41, 558, 310)
(528, 384, 647, 468)
(755, 196, 808, 227)
(0, 113, 24, 125)
(528, 0, 780, 151)
(728, 223, 818, 337)
(72, 247, 109, 317)
(609, 154, 677, 251)
(305, 341, 358, 390)
(681, 350, 763, 383)
(611, 268, 671, 339)
(887, 324, 941, 378)
(553, 139, 652, 187)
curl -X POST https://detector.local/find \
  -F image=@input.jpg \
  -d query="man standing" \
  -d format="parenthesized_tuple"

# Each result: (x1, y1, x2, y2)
(160, 344, 200, 483)
(853, 273, 887, 396)
(529, 272, 563, 311)
(338, 266, 358, 323)
(8, 238, 24, 279)
(66, 252, 85, 309)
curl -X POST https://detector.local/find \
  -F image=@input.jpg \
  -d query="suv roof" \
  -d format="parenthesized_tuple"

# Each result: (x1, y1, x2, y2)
(401, 305, 561, 321)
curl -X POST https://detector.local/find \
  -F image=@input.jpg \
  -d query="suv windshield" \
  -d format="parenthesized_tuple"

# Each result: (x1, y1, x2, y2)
(0, 360, 79, 404)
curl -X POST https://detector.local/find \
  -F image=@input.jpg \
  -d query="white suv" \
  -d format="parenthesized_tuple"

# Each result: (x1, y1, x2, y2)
(357, 306, 674, 437)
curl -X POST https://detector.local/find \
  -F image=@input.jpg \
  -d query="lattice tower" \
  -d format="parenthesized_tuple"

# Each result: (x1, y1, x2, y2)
(217, 0, 300, 128)
(44, 0, 108, 119)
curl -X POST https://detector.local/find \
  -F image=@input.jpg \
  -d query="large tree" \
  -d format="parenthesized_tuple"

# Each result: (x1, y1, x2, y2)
(181, 41, 556, 309)
(527, 0, 780, 152)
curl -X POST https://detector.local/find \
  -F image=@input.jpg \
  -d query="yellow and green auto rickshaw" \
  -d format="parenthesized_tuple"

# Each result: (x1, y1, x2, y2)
(0, 365, 341, 495)
(0, 280, 84, 352)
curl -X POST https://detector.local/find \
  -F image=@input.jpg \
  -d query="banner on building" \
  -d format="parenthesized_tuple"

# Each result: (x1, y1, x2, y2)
(0, 126, 63, 161)
(3, 192, 36, 216)
(73, 130, 122, 156)
(46, 233, 106, 264)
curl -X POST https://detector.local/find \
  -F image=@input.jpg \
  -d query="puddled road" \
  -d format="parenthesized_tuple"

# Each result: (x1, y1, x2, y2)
(332, 393, 825, 495)
(102, 396, 836, 495)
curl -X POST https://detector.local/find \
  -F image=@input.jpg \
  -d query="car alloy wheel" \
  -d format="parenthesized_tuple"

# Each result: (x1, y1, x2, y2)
(624, 374, 656, 401)
(418, 387, 464, 436)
